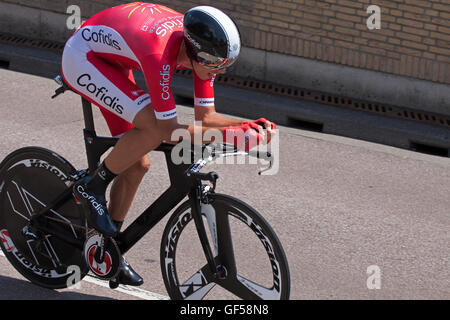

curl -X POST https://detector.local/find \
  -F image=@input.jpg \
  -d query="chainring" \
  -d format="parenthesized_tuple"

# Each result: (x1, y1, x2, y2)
(83, 233, 121, 280)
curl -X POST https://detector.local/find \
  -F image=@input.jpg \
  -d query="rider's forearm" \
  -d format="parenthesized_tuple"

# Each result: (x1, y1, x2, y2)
(164, 123, 226, 145)
(199, 111, 243, 127)
(107, 121, 223, 174)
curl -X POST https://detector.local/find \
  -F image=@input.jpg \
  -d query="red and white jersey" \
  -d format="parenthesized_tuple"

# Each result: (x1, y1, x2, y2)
(69, 2, 215, 120)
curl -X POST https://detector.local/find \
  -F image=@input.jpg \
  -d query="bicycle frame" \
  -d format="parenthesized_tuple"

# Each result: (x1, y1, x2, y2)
(83, 97, 213, 254)
(29, 95, 218, 272)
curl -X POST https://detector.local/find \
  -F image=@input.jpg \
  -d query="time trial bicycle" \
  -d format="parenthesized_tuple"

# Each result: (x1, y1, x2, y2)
(0, 76, 290, 300)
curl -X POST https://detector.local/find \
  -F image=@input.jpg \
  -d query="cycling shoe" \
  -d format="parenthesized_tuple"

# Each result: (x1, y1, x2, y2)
(110, 257, 144, 288)
(73, 177, 117, 237)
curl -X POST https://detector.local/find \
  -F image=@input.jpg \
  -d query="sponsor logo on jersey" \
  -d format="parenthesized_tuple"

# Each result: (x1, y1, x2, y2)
(156, 18, 183, 37)
(162, 110, 176, 118)
(195, 97, 214, 107)
(137, 94, 151, 106)
(77, 73, 124, 114)
(160, 64, 171, 100)
(148, 16, 184, 38)
(81, 28, 121, 51)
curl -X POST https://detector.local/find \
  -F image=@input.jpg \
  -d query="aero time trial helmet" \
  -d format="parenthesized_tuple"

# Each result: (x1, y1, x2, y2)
(183, 6, 241, 70)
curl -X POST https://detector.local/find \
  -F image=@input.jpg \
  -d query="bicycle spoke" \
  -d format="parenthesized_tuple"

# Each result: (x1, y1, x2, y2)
(237, 274, 281, 299)
(179, 264, 216, 300)
(218, 275, 279, 300)
(219, 275, 263, 300)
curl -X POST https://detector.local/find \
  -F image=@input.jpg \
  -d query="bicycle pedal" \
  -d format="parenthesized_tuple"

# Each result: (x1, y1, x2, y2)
(109, 278, 119, 289)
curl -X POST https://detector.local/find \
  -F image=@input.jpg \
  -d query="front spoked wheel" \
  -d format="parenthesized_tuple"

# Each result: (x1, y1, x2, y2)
(161, 193, 290, 300)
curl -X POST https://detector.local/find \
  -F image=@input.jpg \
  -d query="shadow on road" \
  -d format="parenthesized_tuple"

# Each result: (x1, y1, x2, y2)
(0, 275, 113, 300)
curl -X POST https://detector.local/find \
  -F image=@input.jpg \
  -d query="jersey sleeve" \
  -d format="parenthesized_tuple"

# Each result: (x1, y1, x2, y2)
(193, 71, 215, 108)
(141, 54, 177, 120)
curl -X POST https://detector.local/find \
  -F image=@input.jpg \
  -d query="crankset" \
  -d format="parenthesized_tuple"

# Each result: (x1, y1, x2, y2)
(83, 232, 121, 280)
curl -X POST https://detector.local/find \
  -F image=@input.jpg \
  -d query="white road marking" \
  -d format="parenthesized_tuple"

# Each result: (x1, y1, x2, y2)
(0, 250, 169, 300)
(82, 274, 169, 300)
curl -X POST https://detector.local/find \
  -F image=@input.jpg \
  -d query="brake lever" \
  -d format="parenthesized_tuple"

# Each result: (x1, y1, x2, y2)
(257, 151, 273, 175)
(258, 162, 273, 175)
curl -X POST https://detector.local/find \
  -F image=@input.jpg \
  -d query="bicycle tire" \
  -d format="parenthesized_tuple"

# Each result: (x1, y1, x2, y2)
(0, 147, 89, 289)
(160, 193, 290, 300)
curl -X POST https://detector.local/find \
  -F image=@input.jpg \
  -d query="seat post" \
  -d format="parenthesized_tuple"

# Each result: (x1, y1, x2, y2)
(81, 97, 99, 172)
(80, 97, 119, 173)
(81, 97, 95, 132)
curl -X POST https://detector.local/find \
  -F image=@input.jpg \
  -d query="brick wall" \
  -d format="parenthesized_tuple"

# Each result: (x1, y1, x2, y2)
(166, 0, 449, 85)
(1, 0, 449, 84)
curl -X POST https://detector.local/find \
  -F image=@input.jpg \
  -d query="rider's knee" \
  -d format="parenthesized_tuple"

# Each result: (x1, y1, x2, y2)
(133, 105, 167, 145)
(134, 104, 180, 141)
(139, 156, 151, 173)
(133, 104, 157, 132)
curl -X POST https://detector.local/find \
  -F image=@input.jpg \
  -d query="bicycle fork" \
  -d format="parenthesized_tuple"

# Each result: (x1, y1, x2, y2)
(188, 180, 227, 280)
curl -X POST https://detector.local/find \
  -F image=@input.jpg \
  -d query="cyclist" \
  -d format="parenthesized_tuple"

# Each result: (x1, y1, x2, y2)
(61, 3, 276, 286)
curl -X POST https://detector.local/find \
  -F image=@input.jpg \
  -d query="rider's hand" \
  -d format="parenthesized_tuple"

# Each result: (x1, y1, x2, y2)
(243, 118, 277, 143)
(223, 123, 264, 151)
(248, 118, 277, 130)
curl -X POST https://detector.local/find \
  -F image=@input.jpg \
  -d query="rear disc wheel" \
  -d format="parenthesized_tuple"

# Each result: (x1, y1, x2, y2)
(0, 147, 89, 289)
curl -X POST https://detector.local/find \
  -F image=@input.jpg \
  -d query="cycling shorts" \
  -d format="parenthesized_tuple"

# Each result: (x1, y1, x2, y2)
(61, 30, 151, 137)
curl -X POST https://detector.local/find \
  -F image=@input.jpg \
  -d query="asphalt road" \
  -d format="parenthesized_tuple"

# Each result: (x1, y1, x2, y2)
(0, 69, 449, 300)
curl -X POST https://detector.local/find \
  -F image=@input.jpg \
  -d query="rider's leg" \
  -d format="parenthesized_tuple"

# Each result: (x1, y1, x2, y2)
(104, 104, 162, 175)
(108, 154, 151, 223)
(73, 105, 161, 237)
(107, 156, 149, 287)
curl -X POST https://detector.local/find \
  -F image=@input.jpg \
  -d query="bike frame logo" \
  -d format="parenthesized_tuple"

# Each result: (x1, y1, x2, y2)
(170, 122, 280, 175)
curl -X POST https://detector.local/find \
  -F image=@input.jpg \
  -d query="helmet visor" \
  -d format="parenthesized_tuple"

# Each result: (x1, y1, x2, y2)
(197, 52, 238, 70)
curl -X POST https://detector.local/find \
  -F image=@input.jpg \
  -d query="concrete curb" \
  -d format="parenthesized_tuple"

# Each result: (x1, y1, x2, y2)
(234, 47, 450, 117)
(0, 42, 449, 157)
